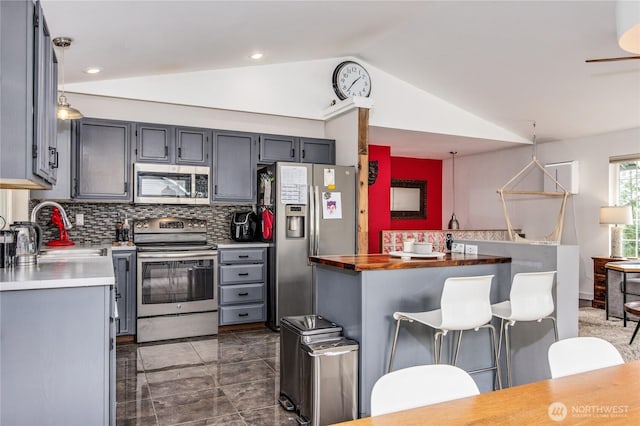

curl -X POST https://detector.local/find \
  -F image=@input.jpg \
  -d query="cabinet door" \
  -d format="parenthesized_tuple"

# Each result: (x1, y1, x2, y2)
(212, 131, 257, 202)
(135, 123, 172, 163)
(113, 251, 137, 336)
(32, 4, 58, 184)
(72, 118, 132, 200)
(176, 127, 210, 165)
(259, 134, 298, 163)
(299, 137, 335, 164)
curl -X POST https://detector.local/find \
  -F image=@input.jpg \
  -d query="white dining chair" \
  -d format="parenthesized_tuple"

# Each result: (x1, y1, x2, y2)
(370, 364, 480, 416)
(491, 270, 557, 387)
(548, 336, 624, 378)
(387, 275, 502, 389)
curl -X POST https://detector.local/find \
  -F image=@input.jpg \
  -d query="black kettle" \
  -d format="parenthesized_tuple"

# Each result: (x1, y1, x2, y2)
(230, 211, 257, 242)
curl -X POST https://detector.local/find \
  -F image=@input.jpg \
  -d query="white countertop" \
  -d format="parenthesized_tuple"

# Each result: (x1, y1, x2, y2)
(0, 245, 115, 292)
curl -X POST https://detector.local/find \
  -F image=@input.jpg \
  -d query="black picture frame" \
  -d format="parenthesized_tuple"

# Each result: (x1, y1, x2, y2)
(390, 179, 427, 219)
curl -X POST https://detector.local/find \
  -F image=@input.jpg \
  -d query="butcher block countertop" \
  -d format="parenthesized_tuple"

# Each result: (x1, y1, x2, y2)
(308, 253, 511, 271)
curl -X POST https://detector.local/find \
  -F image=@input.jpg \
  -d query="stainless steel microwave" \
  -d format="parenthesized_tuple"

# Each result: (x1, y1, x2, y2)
(133, 163, 210, 204)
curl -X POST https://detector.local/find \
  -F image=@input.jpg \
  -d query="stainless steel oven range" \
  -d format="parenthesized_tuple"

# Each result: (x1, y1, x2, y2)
(133, 217, 217, 343)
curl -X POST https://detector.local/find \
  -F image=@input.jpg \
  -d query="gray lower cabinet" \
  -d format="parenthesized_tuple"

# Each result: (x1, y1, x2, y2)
(219, 248, 266, 325)
(0, 0, 58, 189)
(0, 285, 115, 426)
(71, 118, 132, 200)
(258, 134, 335, 165)
(113, 250, 137, 336)
(212, 130, 257, 202)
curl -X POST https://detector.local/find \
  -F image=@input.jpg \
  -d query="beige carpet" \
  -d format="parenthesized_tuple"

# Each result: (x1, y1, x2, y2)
(578, 307, 640, 362)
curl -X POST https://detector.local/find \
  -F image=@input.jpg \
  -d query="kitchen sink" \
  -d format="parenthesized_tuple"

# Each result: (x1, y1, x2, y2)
(38, 247, 109, 260)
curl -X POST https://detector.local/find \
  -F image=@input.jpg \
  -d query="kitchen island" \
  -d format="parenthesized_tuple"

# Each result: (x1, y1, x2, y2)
(0, 247, 116, 426)
(310, 252, 510, 417)
(310, 247, 577, 418)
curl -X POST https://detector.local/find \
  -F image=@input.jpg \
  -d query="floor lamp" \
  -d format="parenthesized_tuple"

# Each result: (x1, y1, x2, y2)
(599, 206, 633, 258)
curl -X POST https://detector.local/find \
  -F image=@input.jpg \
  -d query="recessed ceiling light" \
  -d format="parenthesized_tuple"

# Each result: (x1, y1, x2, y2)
(250, 52, 263, 60)
(84, 67, 102, 74)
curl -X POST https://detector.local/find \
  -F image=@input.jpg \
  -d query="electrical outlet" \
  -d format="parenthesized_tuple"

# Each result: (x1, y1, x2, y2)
(451, 242, 465, 253)
(465, 244, 478, 255)
(76, 213, 84, 226)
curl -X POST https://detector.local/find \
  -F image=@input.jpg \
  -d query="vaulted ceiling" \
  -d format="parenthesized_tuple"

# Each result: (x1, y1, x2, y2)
(41, 1, 640, 158)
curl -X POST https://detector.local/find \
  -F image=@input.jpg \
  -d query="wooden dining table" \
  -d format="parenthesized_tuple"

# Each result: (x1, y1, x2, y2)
(331, 361, 640, 425)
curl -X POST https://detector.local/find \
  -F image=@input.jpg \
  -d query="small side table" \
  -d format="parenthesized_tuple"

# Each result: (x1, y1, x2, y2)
(605, 261, 640, 327)
(592, 256, 618, 309)
(624, 301, 640, 344)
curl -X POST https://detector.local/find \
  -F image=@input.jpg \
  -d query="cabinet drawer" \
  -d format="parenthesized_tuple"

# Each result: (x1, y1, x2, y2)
(220, 264, 264, 285)
(220, 303, 265, 325)
(219, 249, 265, 264)
(594, 285, 606, 302)
(220, 283, 264, 305)
(594, 261, 609, 276)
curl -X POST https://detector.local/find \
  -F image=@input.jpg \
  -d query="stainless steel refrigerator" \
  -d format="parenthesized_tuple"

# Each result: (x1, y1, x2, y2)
(259, 162, 356, 329)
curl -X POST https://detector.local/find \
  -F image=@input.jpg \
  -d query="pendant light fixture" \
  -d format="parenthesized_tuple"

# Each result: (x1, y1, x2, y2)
(447, 151, 460, 230)
(53, 37, 83, 120)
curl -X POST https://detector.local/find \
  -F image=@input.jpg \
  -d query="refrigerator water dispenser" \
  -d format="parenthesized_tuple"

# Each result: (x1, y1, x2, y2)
(285, 205, 305, 238)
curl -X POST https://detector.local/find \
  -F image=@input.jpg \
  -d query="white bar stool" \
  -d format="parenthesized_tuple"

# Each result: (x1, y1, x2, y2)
(387, 275, 502, 390)
(491, 271, 558, 387)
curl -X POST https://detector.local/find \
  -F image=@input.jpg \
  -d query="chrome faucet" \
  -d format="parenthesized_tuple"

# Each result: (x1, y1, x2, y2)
(31, 201, 73, 230)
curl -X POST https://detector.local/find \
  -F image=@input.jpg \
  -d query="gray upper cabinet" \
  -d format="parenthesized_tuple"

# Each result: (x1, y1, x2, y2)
(72, 118, 132, 200)
(299, 137, 335, 164)
(259, 134, 297, 163)
(33, 4, 58, 184)
(135, 124, 210, 165)
(175, 127, 210, 165)
(135, 123, 172, 163)
(258, 134, 335, 165)
(212, 130, 257, 202)
(0, 0, 58, 189)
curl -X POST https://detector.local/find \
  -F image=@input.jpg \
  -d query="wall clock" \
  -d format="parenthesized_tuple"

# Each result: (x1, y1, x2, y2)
(332, 61, 371, 100)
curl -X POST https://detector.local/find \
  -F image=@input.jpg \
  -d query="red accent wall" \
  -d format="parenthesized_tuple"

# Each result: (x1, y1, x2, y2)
(368, 146, 391, 253)
(390, 156, 442, 230)
(368, 146, 442, 253)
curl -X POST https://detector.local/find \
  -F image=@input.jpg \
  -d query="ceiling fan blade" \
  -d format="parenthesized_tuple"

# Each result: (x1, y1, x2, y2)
(585, 56, 640, 63)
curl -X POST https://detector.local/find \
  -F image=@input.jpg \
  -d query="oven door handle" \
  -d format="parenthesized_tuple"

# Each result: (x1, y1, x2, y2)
(138, 251, 216, 259)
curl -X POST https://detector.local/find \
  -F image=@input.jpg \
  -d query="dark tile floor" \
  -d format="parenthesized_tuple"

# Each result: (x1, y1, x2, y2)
(116, 328, 300, 426)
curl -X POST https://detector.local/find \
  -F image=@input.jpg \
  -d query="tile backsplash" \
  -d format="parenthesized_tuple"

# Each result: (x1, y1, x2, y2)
(30, 200, 254, 245)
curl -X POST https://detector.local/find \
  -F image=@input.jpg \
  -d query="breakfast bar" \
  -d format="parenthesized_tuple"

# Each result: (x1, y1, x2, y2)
(309, 252, 512, 417)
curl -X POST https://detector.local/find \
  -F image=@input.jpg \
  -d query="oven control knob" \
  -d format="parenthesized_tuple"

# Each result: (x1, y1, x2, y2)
(176, 304, 182, 309)
(200, 223, 205, 228)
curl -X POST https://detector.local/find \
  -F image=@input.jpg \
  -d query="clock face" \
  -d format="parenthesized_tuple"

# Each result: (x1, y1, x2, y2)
(332, 61, 371, 100)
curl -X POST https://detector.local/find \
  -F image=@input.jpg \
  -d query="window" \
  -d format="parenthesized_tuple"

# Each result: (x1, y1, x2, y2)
(610, 156, 640, 258)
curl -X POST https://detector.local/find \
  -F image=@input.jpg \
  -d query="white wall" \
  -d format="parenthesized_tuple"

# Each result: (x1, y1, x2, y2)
(325, 109, 359, 167)
(67, 58, 528, 145)
(443, 127, 640, 299)
(64, 93, 326, 138)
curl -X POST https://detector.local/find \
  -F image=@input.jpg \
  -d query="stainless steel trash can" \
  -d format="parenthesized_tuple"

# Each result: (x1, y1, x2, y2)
(279, 315, 342, 413)
(297, 338, 359, 426)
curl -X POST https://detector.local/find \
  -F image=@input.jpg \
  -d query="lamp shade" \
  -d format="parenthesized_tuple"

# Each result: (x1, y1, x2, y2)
(599, 206, 633, 225)
(617, 0, 640, 54)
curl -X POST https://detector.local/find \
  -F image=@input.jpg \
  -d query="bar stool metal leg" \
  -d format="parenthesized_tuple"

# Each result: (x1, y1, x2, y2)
(453, 330, 464, 365)
(630, 320, 640, 344)
(488, 324, 503, 390)
(387, 317, 403, 373)
(504, 321, 514, 388)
